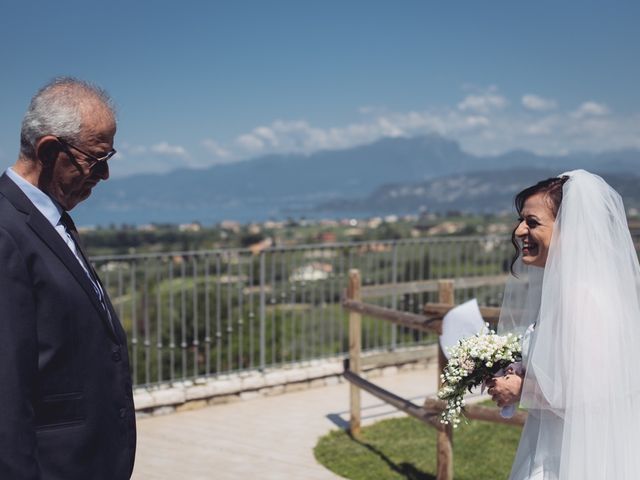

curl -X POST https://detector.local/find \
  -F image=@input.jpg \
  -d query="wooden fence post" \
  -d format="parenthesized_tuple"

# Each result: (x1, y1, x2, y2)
(348, 269, 362, 437)
(437, 280, 454, 480)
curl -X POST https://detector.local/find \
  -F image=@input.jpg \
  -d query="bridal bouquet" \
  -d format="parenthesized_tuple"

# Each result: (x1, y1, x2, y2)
(438, 325, 522, 427)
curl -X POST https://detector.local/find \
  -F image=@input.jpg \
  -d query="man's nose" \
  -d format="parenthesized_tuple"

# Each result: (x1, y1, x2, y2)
(95, 162, 109, 180)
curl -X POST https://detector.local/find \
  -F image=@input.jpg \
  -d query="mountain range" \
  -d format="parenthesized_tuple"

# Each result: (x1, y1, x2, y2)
(72, 135, 640, 226)
(319, 168, 640, 215)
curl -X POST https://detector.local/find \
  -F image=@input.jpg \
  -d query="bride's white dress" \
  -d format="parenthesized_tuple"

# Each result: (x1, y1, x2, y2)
(509, 325, 562, 480)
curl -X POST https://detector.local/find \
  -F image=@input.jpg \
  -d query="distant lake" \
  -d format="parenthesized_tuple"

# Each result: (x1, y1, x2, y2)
(72, 198, 384, 227)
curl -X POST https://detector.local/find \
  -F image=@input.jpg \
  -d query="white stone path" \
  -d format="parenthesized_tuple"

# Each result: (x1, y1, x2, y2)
(132, 363, 441, 479)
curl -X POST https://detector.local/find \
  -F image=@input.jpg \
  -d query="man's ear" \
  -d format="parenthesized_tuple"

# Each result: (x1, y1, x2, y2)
(34, 136, 62, 165)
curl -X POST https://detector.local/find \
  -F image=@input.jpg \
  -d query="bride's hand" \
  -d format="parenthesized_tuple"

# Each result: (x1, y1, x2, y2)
(486, 373, 524, 408)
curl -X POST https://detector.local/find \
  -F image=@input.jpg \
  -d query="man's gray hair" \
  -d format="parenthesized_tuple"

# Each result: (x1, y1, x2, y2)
(20, 77, 115, 159)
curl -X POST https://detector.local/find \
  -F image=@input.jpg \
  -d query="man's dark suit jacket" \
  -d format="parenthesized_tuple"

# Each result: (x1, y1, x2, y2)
(0, 174, 136, 479)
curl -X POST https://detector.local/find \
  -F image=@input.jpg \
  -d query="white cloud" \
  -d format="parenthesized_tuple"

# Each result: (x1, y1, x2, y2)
(522, 94, 557, 112)
(112, 88, 640, 176)
(227, 110, 496, 159)
(457, 88, 508, 114)
(572, 101, 610, 118)
(524, 115, 559, 136)
(150, 141, 190, 159)
(464, 115, 491, 128)
(109, 141, 195, 177)
(236, 133, 265, 152)
(114, 144, 147, 159)
(201, 139, 231, 160)
(236, 120, 355, 153)
(212, 91, 637, 164)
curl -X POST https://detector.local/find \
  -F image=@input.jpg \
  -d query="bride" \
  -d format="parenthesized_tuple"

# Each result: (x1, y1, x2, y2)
(487, 170, 640, 479)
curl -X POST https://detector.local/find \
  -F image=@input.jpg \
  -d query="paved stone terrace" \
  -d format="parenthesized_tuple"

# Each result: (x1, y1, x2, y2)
(132, 363, 440, 479)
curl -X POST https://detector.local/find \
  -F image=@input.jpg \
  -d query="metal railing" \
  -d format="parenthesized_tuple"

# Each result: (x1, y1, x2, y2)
(92, 231, 640, 388)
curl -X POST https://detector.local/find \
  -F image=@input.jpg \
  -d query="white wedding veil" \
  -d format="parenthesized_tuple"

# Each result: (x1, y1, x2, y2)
(499, 170, 640, 478)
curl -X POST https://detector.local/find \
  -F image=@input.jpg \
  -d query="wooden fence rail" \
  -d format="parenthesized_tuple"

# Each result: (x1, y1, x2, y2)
(360, 274, 509, 298)
(342, 268, 525, 480)
(342, 298, 444, 334)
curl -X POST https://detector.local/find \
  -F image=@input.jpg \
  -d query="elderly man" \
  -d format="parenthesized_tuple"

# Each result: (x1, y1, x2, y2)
(0, 78, 136, 479)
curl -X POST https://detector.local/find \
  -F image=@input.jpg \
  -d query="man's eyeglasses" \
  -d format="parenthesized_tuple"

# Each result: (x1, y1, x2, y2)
(56, 137, 116, 170)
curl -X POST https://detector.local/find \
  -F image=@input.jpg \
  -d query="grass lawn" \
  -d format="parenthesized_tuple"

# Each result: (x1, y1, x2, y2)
(314, 413, 522, 480)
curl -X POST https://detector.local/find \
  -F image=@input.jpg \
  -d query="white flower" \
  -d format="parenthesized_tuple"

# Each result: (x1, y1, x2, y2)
(437, 330, 522, 427)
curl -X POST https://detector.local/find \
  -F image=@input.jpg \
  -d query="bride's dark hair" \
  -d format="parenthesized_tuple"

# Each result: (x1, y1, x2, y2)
(510, 175, 570, 274)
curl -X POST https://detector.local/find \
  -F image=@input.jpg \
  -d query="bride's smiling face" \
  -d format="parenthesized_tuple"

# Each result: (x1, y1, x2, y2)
(515, 192, 556, 268)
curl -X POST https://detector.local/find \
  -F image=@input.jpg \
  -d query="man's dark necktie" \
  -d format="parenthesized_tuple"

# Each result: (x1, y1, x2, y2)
(60, 211, 114, 330)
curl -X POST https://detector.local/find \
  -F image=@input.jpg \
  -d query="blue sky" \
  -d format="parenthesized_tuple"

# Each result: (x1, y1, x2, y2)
(1, 0, 639, 177)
